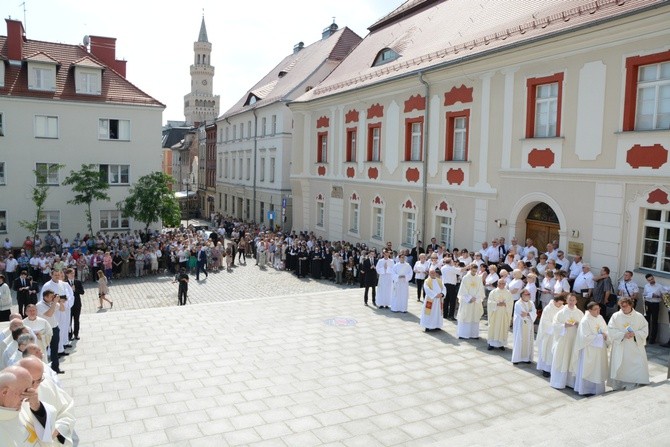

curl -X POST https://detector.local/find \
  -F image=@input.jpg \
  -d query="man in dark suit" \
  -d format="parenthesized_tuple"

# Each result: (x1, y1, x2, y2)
(362, 250, 378, 306)
(196, 245, 208, 281)
(425, 237, 439, 253)
(13, 270, 31, 317)
(65, 268, 84, 340)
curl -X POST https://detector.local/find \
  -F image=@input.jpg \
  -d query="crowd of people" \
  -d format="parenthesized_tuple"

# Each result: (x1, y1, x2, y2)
(1, 220, 668, 443)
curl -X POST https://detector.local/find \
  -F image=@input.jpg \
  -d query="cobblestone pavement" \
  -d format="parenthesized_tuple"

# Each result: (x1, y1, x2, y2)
(58, 263, 669, 446)
(78, 260, 353, 314)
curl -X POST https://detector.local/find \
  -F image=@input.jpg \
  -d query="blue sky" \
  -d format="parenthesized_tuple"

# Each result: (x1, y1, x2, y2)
(2, 0, 400, 122)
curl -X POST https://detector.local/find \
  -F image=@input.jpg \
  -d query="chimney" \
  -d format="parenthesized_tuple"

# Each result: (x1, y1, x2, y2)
(321, 22, 338, 40)
(293, 41, 304, 54)
(88, 35, 127, 78)
(5, 19, 26, 63)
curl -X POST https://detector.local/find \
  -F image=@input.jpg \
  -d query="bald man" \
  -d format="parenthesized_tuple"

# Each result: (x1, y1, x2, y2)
(21, 345, 61, 389)
(0, 365, 57, 445)
(22, 305, 52, 364)
(18, 357, 75, 446)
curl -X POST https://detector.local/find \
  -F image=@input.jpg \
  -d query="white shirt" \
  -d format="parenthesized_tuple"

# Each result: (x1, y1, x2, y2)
(440, 264, 461, 285)
(618, 279, 639, 298)
(643, 282, 663, 303)
(568, 261, 583, 280)
(573, 271, 594, 292)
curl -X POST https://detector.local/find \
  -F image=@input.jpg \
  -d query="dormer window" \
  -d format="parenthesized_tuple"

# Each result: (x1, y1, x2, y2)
(278, 71, 287, 78)
(372, 48, 400, 67)
(26, 53, 59, 91)
(245, 94, 259, 106)
(73, 57, 104, 95)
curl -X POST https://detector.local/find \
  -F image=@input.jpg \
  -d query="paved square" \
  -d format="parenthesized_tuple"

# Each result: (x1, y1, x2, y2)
(61, 265, 668, 446)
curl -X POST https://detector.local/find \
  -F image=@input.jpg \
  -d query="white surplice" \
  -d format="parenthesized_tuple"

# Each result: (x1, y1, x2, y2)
(549, 306, 584, 389)
(420, 277, 445, 330)
(536, 301, 564, 373)
(486, 287, 513, 348)
(607, 309, 650, 390)
(375, 258, 395, 307)
(511, 298, 537, 363)
(574, 313, 610, 395)
(390, 262, 412, 312)
(456, 272, 485, 338)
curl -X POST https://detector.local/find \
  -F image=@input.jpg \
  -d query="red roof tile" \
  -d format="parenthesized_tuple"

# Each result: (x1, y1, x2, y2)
(0, 36, 163, 107)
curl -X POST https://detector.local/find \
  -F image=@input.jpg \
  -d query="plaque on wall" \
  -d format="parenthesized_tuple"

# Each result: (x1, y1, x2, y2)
(568, 241, 583, 257)
(331, 186, 343, 199)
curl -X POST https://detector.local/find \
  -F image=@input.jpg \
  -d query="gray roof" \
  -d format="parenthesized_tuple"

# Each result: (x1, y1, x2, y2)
(198, 17, 208, 43)
(295, 0, 666, 102)
(221, 26, 362, 118)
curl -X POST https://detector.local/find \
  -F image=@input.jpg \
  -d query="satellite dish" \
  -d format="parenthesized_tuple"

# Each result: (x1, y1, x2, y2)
(83, 35, 90, 46)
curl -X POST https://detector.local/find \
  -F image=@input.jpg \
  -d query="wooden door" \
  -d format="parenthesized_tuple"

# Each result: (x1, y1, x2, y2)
(525, 220, 560, 253)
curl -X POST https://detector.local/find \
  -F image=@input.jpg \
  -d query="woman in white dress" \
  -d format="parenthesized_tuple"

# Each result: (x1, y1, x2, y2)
(574, 301, 610, 395)
(539, 270, 556, 309)
(511, 290, 537, 364)
(413, 253, 430, 302)
(420, 268, 445, 331)
(507, 269, 524, 303)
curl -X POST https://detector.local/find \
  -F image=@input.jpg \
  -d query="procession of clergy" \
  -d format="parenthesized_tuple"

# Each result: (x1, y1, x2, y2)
(370, 249, 651, 397)
(0, 273, 77, 445)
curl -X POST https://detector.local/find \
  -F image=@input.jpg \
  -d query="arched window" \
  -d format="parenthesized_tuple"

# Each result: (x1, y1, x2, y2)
(372, 48, 400, 67)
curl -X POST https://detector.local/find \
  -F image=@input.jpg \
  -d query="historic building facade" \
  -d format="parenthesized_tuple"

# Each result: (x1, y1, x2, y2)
(0, 19, 164, 241)
(215, 23, 362, 229)
(289, 0, 670, 329)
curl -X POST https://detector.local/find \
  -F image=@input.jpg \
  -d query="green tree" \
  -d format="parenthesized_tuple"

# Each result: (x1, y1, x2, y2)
(117, 171, 181, 230)
(63, 164, 111, 237)
(19, 165, 62, 242)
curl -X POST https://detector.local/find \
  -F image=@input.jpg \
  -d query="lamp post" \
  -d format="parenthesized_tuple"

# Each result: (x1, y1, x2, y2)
(182, 178, 191, 229)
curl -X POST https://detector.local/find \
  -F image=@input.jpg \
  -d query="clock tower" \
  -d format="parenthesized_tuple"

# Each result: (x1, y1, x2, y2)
(184, 16, 220, 125)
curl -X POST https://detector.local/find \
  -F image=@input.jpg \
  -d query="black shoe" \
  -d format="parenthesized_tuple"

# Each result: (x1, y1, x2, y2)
(55, 370, 65, 374)
(499, 347, 506, 351)
(487, 345, 494, 351)
(459, 337, 467, 340)
(524, 361, 532, 364)
(74, 336, 80, 340)
(64, 344, 72, 348)
(58, 352, 69, 357)
(512, 362, 519, 365)
(542, 371, 550, 378)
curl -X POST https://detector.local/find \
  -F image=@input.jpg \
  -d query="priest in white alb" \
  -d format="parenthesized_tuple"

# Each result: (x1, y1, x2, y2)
(574, 301, 610, 396)
(487, 278, 513, 351)
(390, 253, 412, 313)
(607, 296, 650, 390)
(375, 250, 395, 309)
(457, 264, 485, 339)
(536, 296, 565, 377)
(420, 268, 445, 332)
(550, 294, 584, 389)
(511, 289, 537, 364)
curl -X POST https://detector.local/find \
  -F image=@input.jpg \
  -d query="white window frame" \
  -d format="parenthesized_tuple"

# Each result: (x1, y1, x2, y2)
(316, 201, 325, 228)
(349, 202, 359, 234)
(641, 208, 670, 274)
(224, 157, 229, 179)
(238, 158, 243, 180)
(269, 157, 275, 183)
(0, 162, 5, 185)
(372, 206, 384, 240)
(319, 133, 328, 163)
(437, 215, 454, 250)
(246, 157, 251, 180)
(232, 156, 236, 179)
(271, 115, 277, 135)
(34, 115, 58, 139)
(636, 62, 670, 131)
(247, 120, 252, 139)
(99, 118, 130, 141)
(262, 117, 267, 136)
(100, 164, 130, 185)
(35, 163, 59, 185)
(74, 67, 101, 95)
(38, 210, 60, 232)
(225, 126, 230, 141)
(371, 127, 381, 161)
(260, 157, 266, 182)
(28, 64, 56, 91)
(99, 210, 130, 230)
(0, 210, 6, 233)
(409, 121, 422, 161)
(534, 82, 559, 138)
(453, 117, 467, 161)
(403, 211, 416, 247)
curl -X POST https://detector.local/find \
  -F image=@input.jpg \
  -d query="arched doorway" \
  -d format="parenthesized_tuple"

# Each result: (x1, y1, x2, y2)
(525, 203, 560, 253)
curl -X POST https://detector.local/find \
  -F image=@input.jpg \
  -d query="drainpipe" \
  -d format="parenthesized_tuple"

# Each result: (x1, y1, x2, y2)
(252, 109, 258, 223)
(419, 71, 429, 246)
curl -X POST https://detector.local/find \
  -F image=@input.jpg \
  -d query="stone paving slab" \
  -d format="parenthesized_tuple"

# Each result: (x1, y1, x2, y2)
(60, 283, 669, 446)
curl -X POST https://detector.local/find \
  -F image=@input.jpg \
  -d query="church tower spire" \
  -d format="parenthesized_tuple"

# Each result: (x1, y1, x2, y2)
(184, 15, 220, 126)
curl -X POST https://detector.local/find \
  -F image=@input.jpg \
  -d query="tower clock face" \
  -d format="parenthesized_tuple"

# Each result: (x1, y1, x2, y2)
(202, 80, 208, 86)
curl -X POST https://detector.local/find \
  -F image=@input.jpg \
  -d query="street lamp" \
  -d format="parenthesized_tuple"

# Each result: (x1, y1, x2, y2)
(182, 178, 192, 229)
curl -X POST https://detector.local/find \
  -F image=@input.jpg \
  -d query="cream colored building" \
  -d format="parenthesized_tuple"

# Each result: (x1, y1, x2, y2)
(0, 19, 164, 242)
(290, 1, 670, 331)
(215, 23, 361, 229)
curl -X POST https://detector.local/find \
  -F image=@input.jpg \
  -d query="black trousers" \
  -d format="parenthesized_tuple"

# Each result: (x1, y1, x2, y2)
(645, 301, 660, 343)
(70, 305, 81, 338)
(364, 285, 376, 305)
(50, 326, 60, 372)
(416, 279, 425, 301)
(445, 283, 458, 318)
(178, 287, 188, 305)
